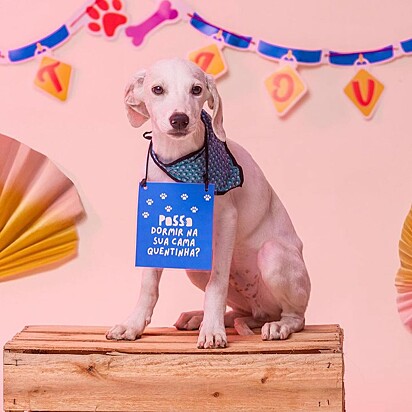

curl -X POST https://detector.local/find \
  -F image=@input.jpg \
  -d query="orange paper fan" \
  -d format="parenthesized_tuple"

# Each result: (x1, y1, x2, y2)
(0, 133, 85, 280)
(395, 206, 412, 331)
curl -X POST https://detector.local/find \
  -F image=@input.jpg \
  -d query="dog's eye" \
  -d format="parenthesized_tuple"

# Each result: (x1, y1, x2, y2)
(191, 85, 202, 96)
(152, 86, 164, 95)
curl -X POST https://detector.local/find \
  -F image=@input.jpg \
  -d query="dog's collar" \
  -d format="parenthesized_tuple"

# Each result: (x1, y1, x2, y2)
(150, 110, 244, 195)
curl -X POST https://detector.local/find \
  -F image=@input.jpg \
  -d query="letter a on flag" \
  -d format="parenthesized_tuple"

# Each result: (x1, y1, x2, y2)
(34, 56, 72, 101)
(344, 68, 384, 119)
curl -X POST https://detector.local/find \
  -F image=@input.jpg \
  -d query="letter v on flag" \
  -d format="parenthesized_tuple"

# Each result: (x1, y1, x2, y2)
(34, 56, 72, 101)
(344, 68, 384, 119)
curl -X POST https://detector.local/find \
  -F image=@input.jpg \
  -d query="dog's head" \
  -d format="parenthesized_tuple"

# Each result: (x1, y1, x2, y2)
(124, 58, 226, 141)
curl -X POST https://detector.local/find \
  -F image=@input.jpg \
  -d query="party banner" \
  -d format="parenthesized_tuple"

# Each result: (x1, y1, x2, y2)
(2, 0, 412, 115)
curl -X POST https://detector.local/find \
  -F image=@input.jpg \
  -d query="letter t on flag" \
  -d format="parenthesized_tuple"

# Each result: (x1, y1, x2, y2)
(34, 56, 72, 101)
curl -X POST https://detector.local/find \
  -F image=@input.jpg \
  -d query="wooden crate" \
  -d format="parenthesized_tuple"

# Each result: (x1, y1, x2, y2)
(4, 325, 344, 411)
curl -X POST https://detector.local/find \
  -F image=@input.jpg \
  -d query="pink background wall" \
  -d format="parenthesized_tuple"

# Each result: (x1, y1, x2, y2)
(1, 1, 412, 410)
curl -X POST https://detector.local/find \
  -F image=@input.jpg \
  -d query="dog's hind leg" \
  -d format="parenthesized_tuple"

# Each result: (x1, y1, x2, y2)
(174, 310, 252, 330)
(222, 309, 249, 327)
(174, 310, 204, 330)
(173, 271, 208, 330)
(257, 239, 311, 340)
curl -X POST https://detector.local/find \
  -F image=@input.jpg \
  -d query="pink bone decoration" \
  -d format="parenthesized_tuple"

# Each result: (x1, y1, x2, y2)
(126, 0, 179, 47)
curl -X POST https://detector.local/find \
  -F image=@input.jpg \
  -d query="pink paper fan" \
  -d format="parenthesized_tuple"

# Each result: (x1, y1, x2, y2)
(397, 292, 412, 332)
(0, 133, 86, 280)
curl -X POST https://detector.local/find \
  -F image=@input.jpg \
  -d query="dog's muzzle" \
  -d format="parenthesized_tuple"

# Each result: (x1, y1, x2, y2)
(169, 112, 189, 132)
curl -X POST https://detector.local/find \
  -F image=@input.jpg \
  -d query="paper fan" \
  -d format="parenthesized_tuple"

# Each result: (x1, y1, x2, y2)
(0, 133, 85, 280)
(395, 206, 412, 331)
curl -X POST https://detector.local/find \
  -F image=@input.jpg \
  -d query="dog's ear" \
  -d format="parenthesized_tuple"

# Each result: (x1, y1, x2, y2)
(124, 70, 150, 127)
(206, 74, 226, 142)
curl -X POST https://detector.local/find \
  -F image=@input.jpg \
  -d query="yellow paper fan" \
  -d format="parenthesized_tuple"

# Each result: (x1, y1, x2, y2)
(396, 206, 412, 331)
(0, 133, 85, 280)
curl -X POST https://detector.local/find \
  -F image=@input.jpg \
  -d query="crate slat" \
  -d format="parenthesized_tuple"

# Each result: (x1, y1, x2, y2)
(5, 325, 342, 355)
(5, 337, 341, 354)
(11, 330, 341, 344)
(21, 324, 341, 334)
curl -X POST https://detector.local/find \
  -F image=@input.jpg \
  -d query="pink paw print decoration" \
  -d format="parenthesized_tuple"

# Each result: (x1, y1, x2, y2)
(86, 0, 128, 39)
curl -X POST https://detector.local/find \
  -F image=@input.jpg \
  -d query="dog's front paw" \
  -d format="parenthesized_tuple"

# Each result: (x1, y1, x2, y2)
(197, 325, 227, 349)
(106, 323, 145, 341)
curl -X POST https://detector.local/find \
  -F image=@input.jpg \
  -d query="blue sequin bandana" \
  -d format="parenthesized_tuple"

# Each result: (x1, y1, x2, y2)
(150, 110, 244, 195)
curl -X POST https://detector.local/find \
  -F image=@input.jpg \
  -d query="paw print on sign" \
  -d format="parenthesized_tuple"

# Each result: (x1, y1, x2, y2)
(160, 193, 167, 200)
(142, 212, 150, 219)
(191, 207, 198, 214)
(86, 0, 128, 38)
(165, 205, 173, 212)
(181, 194, 189, 200)
(204, 194, 212, 201)
(146, 199, 154, 206)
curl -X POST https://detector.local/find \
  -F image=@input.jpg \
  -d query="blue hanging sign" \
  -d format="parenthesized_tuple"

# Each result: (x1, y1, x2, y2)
(135, 182, 215, 270)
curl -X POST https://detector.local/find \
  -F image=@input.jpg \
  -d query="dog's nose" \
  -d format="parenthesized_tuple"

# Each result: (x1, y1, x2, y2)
(170, 113, 189, 130)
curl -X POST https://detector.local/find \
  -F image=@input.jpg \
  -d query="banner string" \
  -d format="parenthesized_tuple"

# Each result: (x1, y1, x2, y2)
(1, 0, 411, 68)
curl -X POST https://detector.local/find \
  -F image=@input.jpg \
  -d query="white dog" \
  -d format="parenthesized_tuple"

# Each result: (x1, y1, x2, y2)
(107, 58, 310, 349)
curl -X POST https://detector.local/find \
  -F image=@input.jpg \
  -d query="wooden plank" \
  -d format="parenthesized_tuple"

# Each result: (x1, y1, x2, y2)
(4, 337, 341, 354)
(21, 324, 341, 334)
(5, 326, 343, 354)
(12, 331, 341, 346)
(7, 325, 343, 354)
(4, 351, 343, 412)
(22, 325, 201, 335)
